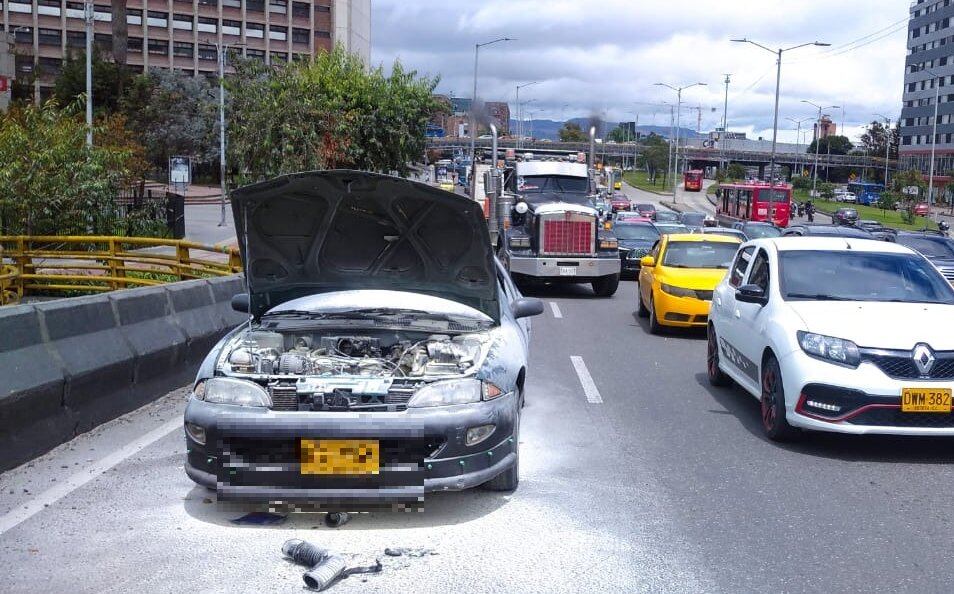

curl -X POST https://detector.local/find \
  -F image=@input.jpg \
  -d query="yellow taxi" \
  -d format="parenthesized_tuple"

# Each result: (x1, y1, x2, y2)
(637, 233, 741, 333)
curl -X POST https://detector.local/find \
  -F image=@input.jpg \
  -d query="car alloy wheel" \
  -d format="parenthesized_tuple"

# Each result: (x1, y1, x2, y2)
(648, 293, 662, 335)
(707, 326, 730, 387)
(759, 356, 799, 441)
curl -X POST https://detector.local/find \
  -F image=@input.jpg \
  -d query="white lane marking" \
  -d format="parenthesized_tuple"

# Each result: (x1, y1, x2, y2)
(570, 355, 603, 404)
(0, 417, 181, 537)
(549, 301, 563, 318)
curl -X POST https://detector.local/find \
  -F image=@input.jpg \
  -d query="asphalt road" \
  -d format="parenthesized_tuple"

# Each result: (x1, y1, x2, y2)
(3, 187, 953, 593)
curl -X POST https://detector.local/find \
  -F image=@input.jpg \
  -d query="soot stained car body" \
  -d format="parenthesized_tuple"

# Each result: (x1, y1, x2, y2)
(183, 171, 543, 505)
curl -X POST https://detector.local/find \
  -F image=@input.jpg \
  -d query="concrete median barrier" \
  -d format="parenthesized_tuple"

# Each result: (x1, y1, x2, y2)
(0, 275, 248, 472)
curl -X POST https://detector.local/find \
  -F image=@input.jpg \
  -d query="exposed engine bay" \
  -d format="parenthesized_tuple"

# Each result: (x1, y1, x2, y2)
(216, 328, 491, 411)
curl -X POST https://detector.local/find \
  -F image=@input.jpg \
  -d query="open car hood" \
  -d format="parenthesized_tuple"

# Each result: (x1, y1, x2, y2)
(231, 170, 499, 322)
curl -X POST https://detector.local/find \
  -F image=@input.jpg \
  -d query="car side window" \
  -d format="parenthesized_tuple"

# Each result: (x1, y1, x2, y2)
(729, 246, 755, 288)
(746, 249, 771, 294)
(649, 240, 661, 260)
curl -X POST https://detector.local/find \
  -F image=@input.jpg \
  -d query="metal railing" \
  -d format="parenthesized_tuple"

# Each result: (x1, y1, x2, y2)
(0, 236, 242, 306)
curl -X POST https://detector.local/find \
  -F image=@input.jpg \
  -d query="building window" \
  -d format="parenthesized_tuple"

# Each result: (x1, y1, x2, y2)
(128, 37, 143, 52)
(223, 19, 242, 36)
(66, 30, 85, 48)
(8, 0, 33, 15)
(148, 38, 169, 55)
(147, 11, 169, 27)
(173, 41, 194, 57)
(269, 0, 287, 14)
(38, 28, 61, 46)
(93, 4, 112, 21)
(199, 0, 218, 5)
(269, 25, 287, 41)
(292, 1, 309, 17)
(270, 51, 287, 64)
(38, 57, 64, 77)
(198, 44, 217, 61)
(246, 48, 266, 62)
(94, 32, 112, 51)
(38, 0, 62, 17)
(198, 16, 218, 33)
(292, 53, 308, 62)
(13, 26, 33, 43)
(173, 14, 194, 30)
(128, 8, 143, 25)
(292, 27, 309, 44)
(222, 0, 241, 7)
(247, 0, 265, 12)
(314, 30, 330, 39)
(246, 23, 265, 38)
(316, 4, 330, 12)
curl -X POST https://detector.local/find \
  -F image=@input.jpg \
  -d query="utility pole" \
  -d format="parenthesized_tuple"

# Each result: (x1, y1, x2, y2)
(802, 100, 840, 198)
(655, 82, 706, 201)
(84, 0, 93, 147)
(471, 38, 513, 197)
(209, 41, 244, 226)
(721, 74, 730, 170)
(875, 112, 893, 192)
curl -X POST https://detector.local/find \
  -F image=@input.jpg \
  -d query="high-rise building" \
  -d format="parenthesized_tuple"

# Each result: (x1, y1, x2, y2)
(900, 0, 954, 197)
(0, 0, 370, 101)
(813, 115, 835, 141)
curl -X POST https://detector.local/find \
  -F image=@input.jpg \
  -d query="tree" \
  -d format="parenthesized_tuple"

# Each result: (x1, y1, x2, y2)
(640, 134, 669, 184)
(725, 163, 746, 180)
(121, 69, 218, 170)
(859, 120, 899, 161)
(791, 175, 810, 190)
(0, 100, 143, 235)
(806, 135, 854, 156)
(53, 48, 131, 115)
(227, 46, 440, 183)
(111, 0, 128, 68)
(608, 124, 630, 143)
(558, 122, 588, 142)
(818, 182, 835, 201)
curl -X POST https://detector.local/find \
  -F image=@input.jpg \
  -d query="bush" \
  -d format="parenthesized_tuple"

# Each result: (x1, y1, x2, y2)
(877, 191, 900, 212)
(818, 182, 835, 201)
(791, 175, 810, 190)
(725, 163, 746, 180)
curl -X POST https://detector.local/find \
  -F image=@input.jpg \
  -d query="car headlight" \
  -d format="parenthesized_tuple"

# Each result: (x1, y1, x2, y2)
(514, 201, 529, 214)
(797, 331, 860, 367)
(599, 238, 618, 250)
(194, 377, 272, 408)
(509, 235, 531, 249)
(660, 283, 698, 298)
(406, 379, 504, 408)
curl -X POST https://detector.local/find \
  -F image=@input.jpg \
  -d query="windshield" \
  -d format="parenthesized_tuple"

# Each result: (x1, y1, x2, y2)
(636, 204, 656, 212)
(780, 251, 954, 303)
(614, 224, 660, 241)
(742, 224, 781, 239)
(760, 189, 790, 203)
(518, 175, 589, 194)
(681, 213, 706, 226)
(662, 241, 738, 269)
(896, 236, 954, 259)
(655, 224, 690, 234)
(654, 211, 680, 222)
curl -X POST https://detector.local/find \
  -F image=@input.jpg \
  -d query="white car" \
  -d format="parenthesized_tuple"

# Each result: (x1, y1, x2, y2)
(706, 237, 954, 440)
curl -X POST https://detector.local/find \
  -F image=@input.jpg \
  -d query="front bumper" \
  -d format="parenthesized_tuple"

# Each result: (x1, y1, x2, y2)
(183, 391, 519, 502)
(509, 256, 620, 279)
(779, 350, 954, 435)
(652, 289, 712, 327)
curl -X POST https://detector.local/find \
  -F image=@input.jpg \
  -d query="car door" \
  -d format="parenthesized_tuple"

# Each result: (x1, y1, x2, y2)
(713, 246, 756, 383)
(731, 248, 774, 389)
(496, 260, 531, 355)
(639, 238, 663, 306)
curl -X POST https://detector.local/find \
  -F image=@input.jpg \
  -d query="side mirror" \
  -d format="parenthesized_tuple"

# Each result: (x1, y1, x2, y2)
(231, 293, 249, 313)
(640, 255, 655, 268)
(511, 297, 544, 319)
(736, 284, 768, 306)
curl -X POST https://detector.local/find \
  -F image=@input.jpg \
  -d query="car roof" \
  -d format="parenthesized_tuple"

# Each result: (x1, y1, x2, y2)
(746, 236, 916, 254)
(615, 219, 654, 226)
(703, 227, 744, 234)
(664, 232, 741, 243)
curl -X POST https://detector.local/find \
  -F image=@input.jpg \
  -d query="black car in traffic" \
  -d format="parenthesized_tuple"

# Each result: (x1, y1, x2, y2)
(615, 221, 660, 277)
(833, 207, 859, 226)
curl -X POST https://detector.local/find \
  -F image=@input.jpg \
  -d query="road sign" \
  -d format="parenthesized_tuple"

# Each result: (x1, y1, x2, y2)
(0, 76, 8, 92)
(902, 186, 920, 196)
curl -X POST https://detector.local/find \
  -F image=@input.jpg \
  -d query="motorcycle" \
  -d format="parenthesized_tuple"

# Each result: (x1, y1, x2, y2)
(805, 202, 815, 223)
(940, 220, 951, 237)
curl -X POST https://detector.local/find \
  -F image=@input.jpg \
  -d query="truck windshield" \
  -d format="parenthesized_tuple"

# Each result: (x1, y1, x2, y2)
(518, 175, 589, 194)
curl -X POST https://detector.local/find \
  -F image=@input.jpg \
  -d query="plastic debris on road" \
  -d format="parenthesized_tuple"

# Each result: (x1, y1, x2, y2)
(324, 511, 350, 528)
(229, 511, 287, 526)
(282, 539, 382, 591)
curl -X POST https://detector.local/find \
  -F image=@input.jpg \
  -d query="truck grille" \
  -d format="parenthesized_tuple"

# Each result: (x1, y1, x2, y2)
(539, 213, 595, 256)
(938, 266, 954, 284)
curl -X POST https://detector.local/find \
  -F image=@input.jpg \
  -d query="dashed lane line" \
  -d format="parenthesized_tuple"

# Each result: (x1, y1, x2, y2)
(570, 355, 603, 404)
(0, 417, 182, 538)
(549, 301, 563, 318)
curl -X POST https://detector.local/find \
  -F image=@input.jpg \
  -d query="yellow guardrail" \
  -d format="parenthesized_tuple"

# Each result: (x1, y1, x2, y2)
(0, 236, 243, 306)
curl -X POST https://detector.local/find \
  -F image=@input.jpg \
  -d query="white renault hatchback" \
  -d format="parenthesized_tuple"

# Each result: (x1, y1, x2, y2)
(707, 237, 954, 440)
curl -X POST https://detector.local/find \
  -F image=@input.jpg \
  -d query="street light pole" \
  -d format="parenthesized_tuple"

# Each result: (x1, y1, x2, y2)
(471, 37, 513, 196)
(721, 73, 731, 171)
(208, 40, 244, 227)
(732, 39, 830, 183)
(515, 81, 539, 150)
(84, 0, 93, 147)
(785, 117, 812, 179)
(802, 100, 840, 198)
(655, 81, 707, 201)
(874, 113, 893, 191)
(925, 68, 941, 211)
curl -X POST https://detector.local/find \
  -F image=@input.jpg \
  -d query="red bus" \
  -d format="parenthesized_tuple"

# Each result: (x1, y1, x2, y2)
(715, 181, 792, 228)
(684, 169, 703, 192)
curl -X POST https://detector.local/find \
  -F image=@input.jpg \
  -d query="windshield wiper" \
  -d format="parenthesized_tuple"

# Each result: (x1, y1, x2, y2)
(785, 293, 853, 301)
(261, 309, 326, 319)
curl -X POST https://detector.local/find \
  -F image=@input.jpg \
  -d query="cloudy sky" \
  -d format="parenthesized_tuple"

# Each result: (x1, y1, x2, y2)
(371, 0, 908, 143)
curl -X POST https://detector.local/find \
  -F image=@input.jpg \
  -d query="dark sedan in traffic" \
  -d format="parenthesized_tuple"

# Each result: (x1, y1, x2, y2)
(615, 221, 661, 277)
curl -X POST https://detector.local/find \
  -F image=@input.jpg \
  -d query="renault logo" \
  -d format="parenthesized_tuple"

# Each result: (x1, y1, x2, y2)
(912, 343, 936, 376)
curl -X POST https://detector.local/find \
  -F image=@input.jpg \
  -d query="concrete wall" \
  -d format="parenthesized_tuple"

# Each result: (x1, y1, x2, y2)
(0, 276, 247, 472)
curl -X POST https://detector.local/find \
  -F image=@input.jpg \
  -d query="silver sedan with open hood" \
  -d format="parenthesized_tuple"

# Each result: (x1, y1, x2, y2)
(183, 170, 543, 505)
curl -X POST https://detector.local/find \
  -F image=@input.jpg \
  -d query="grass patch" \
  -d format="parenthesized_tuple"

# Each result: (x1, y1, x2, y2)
(623, 170, 673, 194)
(792, 188, 935, 231)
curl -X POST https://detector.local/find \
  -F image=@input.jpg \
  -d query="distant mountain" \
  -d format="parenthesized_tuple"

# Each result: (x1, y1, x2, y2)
(508, 118, 703, 142)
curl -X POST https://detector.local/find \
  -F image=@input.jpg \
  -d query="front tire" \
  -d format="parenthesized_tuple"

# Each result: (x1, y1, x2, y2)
(483, 434, 519, 492)
(637, 285, 649, 317)
(707, 325, 731, 387)
(591, 273, 620, 297)
(760, 355, 800, 441)
(648, 293, 663, 335)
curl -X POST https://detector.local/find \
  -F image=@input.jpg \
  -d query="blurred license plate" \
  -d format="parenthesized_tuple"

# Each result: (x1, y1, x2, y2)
(901, 388, 952, 413)
(559, 266, 577, 276)
(300, 439, 379, 475)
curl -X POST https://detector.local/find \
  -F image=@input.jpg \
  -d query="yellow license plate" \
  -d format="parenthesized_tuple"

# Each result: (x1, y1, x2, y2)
(300, 439, 379, 475)
(901, 388, 953, 413)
